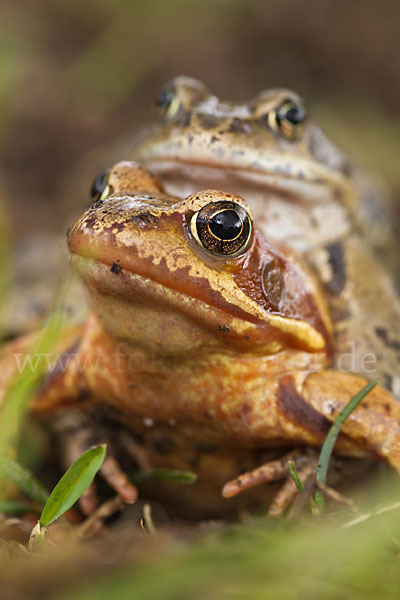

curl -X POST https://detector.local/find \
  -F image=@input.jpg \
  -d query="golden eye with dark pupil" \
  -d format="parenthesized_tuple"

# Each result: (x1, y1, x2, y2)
(275, 100, 306, 140)
(155, 83, 183, 119)
(190, 201, 252, 256)
(155, 83, 176, 111)
(277, 102, 305, 126)
(90, 171, 110, 202)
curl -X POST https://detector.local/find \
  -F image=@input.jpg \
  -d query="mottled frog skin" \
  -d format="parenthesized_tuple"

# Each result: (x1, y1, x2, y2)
(1, 162, 400, 517)
(132, 77, 400, 397)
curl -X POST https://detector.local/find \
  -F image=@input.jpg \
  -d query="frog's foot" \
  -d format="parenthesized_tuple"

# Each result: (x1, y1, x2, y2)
(222, 449, 355, 517)
(54, 412, 138, 515)
(267, 456, 317, 518)
(222, 448, 317, 517)
(222, 449, 313, 498)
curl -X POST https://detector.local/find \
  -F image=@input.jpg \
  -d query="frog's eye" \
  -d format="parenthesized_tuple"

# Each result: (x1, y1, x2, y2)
(268, 99, 306, 140)
(154, 83, 181, 118)
(190, 201, 252, 257)
(155, 77, 208, 120)
(90, 171, 111, 202)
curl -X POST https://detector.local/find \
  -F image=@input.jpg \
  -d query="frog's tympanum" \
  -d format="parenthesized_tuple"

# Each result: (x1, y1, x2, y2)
(1, 162, 400, 517)
(132, 77, 400, 397)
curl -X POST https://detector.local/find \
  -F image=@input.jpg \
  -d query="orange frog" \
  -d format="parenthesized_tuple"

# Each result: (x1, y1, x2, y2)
(1, 162, 400, 517)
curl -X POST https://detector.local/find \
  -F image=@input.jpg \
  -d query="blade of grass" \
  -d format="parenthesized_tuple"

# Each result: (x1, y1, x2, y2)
(315, 380, 377, 510)
(39, 444, 106, 527)
(0, 456, 48, 505)
(130, 469, 197, 485)
(287, 460, 320, 516)
(287, 460, 305, 492)
(0, 500, 40, 515)
(0, 310, 67, 460)
(316, 381, 377, 486)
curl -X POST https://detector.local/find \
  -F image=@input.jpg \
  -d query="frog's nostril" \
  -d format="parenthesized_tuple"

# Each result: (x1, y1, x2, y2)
(228, 118, 252, 135)
(131, 213, 157, 229)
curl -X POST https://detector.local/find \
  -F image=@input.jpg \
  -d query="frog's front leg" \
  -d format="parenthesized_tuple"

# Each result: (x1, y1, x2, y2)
(271, 371, 400, 467)
(222, 370, 400, 510)
(302, 370, 400, 471)
(53, 410, 138, 514)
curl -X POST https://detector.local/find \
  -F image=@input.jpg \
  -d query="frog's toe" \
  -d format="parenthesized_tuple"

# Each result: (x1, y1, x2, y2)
(222, 449, 312, 499)
(98, 453, 138, 505)
(55, 412, 138, 513)
(223, 447, 358, 517)
(78, 454, 138, 515)
(268, 463, 316, 518)
(79, 482, 98, 516)
(79, 452, 137, 514)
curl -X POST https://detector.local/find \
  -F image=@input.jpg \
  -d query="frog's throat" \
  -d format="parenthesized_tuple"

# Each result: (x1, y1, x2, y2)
(70, 253, 327, 354)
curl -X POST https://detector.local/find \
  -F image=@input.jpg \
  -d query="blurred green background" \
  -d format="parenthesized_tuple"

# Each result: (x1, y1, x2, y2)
(0, 0, 399, 241)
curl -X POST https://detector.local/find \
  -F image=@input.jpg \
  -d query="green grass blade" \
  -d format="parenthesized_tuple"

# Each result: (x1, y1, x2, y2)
(0, 311, 67, 460)
(316, 380, 377, 487)
(0, 455, 49, 505)
(287, 460, 305, 492)
(0, 500, 39, 515)
(130, 469, 197, 485)
(39, 445, 106, 527)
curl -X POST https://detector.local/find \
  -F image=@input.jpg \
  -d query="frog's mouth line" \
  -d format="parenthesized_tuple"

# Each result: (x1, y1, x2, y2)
(141, 158, 353, 205)
(70, 252, 327, 353)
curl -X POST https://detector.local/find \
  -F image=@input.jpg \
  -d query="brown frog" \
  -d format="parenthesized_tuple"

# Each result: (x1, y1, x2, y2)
(132, 77, 400, 397)
(1, 162, 400, 517)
